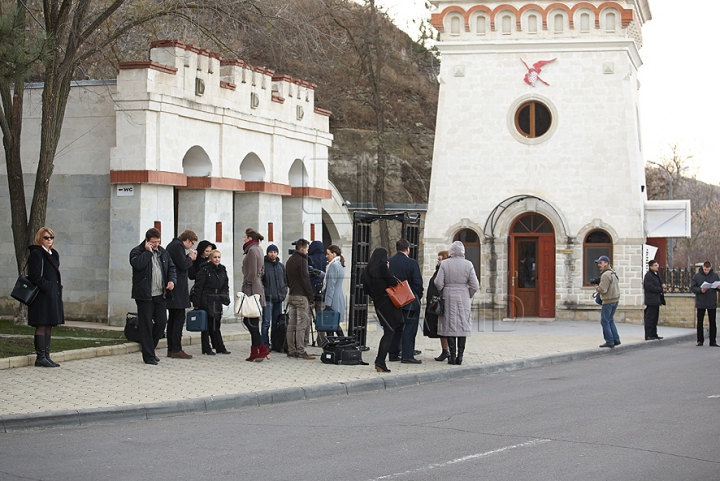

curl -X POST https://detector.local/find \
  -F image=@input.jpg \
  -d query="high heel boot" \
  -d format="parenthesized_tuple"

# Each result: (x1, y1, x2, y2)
(435, 349, 450, 361)
(245, 345, 259, 362)
(45, 333, 60, 367)
(34, 335, 56, 367)
(447, 337, 457, 365)
(456, 337, 466, 365)
(374, 360, 391, 373)
(256, 343, 270, 361)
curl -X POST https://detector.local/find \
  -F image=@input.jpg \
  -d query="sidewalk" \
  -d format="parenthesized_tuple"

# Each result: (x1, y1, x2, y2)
(0, 320, 695, 432)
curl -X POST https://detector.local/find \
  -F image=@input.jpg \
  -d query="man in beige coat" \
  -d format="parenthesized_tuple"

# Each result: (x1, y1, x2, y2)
(595, 256, 621, 348)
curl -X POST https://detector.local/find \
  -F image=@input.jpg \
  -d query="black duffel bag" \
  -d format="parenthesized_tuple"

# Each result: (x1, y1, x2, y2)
(124, 312, 141, 343)
(321, 336, 367, 365)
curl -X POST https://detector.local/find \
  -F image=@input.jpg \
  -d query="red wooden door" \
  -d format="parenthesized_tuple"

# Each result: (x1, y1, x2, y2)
(538, 235, 556, 317)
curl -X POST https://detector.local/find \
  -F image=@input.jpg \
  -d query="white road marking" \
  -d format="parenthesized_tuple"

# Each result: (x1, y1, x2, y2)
(708, 395, 720, 399)
(369, 438, 551, 480)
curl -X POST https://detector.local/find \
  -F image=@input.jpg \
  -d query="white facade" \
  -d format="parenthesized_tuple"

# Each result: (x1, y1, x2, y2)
(1, 40, 353, 324)
(424, 1, 652, 322)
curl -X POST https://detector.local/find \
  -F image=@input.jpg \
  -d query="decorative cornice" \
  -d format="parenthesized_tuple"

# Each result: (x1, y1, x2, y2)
(290, 187, 332, 199)
(109, 170, 186, 186)
(314, 107, 332, 117)
(118, 61, 178, 75)
(183, 177, 245, 191)
(244, 182, 293, 196)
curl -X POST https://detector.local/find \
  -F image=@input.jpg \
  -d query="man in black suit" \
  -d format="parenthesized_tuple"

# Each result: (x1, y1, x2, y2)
(388, 239, 424, 363)
(165, 229, 198, 359)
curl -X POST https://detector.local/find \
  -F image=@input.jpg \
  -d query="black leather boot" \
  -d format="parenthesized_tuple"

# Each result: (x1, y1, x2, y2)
(34, 335, 56, 367)
(456, 337, 466, 365)
(447, 337, 456, 365)
(45, 333, 60, 367)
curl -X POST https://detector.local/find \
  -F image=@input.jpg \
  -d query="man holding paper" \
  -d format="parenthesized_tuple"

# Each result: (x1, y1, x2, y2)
(690, 261, 720, 347)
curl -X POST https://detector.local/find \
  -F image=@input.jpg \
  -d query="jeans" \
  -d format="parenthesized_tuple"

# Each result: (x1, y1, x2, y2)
(262, 301, 283, 348)
(600, 301, 620, 345)
(389, 309, 419, 360)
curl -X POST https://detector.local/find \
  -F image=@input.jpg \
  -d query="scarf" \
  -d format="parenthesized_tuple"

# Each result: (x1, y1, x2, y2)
(243, 239, 258, 253)
(322, 256, 341, 293)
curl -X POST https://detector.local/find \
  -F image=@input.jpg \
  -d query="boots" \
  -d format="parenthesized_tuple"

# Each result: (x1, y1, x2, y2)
(435, 350, 450, 361)
(34, 335, 56, 368)
(456, 337, 466, 365)
(447, 337, 457, 365)
(256, 343, 270, 361)
(45, 333, 60, 367)
(245, 345, 260, 362)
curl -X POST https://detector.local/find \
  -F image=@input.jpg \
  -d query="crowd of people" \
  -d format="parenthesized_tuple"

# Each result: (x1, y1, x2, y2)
(22, 224, 720, 368)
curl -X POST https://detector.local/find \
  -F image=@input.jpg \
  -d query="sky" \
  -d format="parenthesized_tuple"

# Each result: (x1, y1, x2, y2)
(374, 0, 720, 186)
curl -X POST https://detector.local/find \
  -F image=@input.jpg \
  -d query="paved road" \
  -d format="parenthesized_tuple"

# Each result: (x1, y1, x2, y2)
(1, 340, 718, 481)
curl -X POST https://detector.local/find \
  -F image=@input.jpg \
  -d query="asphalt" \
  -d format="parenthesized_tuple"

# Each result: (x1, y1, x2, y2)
(0, 319, 696, 433)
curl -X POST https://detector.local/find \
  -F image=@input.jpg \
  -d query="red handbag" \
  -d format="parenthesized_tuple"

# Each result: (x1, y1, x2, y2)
(386, 279, 415, 308)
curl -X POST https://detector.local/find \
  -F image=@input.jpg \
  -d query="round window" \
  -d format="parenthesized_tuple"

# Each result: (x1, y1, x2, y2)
(515, 101, 552, 138)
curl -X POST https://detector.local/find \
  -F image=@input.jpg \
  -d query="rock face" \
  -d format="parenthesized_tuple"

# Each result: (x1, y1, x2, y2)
(329, 128, 435, 205)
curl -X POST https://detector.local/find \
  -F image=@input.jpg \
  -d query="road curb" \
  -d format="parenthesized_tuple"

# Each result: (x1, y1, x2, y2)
(0, 333, 696, 433)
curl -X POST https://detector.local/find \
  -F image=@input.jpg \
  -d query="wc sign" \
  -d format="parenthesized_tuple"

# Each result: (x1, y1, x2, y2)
(116, 185, 134, 196)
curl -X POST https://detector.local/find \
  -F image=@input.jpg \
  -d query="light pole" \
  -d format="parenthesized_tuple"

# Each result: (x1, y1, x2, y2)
(648, 161, 688, 268)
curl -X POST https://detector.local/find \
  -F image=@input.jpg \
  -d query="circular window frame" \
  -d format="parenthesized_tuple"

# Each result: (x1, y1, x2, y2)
(506, 94, 558, 145)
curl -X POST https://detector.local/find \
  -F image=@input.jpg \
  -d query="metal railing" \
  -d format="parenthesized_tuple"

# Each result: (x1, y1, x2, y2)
(659, 267, 695, 293)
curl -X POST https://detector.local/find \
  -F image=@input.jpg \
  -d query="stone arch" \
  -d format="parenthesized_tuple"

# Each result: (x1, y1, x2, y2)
(182, 145, 212, 177)
(576, 220, 620, 245)
(484, 195, 570, 244)
(239, 152, 266, 181)
(288, 158, 309, 187)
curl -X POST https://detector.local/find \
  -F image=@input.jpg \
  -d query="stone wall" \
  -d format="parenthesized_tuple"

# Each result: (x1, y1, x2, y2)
(0, 174, 111, 321)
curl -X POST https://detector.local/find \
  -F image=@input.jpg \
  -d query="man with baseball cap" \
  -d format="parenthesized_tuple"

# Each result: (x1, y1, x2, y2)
(595, 255, 621, 348)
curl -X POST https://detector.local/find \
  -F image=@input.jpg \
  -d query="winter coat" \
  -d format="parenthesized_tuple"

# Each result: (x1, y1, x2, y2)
(286, 251, 314, 303)
(129, 242, 177, 301)
(26, 245, 65, 327)
(323, 259, 346, 324)
(165, 238, 193, 309)
(362, 263, 403, 330)
(192, 262, 230, 321)
(435, 241, 479, 337)
(242, 241, 265, 307)
(423, 266, 441, 338)
(308, 241, 327, 294)
(262, 256, 288, 302)
(596, 265, 620, 304)
(690, 268, 720, 309)
(643, 269, 665, 307)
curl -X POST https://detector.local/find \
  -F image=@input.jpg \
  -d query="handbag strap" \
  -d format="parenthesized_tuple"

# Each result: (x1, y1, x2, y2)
(22, 253, 44, 277)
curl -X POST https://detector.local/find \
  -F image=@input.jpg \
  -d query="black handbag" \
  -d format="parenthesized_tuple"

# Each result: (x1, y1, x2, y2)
(430, 289, 444, 316)
(11, 259, 42, 306)
(124, 312, 141, 343)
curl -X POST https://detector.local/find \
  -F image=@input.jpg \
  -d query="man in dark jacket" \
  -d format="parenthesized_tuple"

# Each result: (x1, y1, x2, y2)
(262, 244, 288, 348)
(388, 239, 424, 363)
(165, 229, 197, 359)
(130, 228, 177, 365)
(643, 259, 666, 341)
(690, 261, 720, 347)
(285, 239, 315, 360)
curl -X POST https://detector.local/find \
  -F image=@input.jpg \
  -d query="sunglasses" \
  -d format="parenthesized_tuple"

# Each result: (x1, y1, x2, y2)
(43, 236, 55, 240)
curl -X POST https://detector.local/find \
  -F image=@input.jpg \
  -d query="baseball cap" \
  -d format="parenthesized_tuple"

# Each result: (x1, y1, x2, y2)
(594, 255, 610, 264)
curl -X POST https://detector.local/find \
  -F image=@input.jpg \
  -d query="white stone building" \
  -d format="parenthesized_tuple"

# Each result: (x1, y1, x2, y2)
(423, 0, 657, 322)
(0, 40, 352, 325)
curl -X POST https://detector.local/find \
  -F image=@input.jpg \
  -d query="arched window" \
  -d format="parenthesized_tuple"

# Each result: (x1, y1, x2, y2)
(605, 12, 616, 32)
(580, 12, 590, 32)
(554, 14, 564, 33)
(584, 230, 613, 285)
(450, 16, 462, 35)
(528, 14, 538, 34)
(501, 15, 512, 34)
(454, 229, 481, 279)
(476, 16, 487, 35)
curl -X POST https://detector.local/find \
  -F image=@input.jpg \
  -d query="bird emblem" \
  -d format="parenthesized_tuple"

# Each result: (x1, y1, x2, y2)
(521, 58, 556, 87)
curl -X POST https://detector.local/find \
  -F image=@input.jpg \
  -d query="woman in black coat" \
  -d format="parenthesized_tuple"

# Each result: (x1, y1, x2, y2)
(189, 240, 216, 281)
(192, 249, 231, 354)
(362, 248, 402, 372)
(27, 227, 64, 367)
(424, 249, 450, 360)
